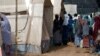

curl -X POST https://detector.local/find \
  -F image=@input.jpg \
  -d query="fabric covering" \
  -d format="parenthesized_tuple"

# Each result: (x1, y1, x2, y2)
(93, 16, 100, 40)
(83, 36, 89, 48)
(0, 14, 12, 45)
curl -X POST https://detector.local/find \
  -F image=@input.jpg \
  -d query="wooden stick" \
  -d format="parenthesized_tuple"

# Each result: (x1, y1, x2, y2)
(15, 0, 18, 56)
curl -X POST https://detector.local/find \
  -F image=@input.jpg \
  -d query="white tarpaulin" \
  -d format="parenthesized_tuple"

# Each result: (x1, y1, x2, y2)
(0, 0, 27, 12)
(51, 0, 62, 15)
(64, 4, 77, 15)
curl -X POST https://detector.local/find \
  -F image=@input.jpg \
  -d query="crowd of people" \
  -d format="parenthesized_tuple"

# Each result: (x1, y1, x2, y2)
(0, 11, 100, 55)
(53, 12, 100, 54)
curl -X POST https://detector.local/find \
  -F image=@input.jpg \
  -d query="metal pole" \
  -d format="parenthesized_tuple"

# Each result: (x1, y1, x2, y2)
(15, 0, 18, 56)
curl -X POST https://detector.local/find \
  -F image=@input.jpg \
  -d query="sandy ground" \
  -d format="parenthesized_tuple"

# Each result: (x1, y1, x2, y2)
(40, 43, 97, 56)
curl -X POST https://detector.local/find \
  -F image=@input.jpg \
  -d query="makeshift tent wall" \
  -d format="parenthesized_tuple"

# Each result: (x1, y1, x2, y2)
(60, 0, 65, 19)
(0, 0, 53, 55)
(51, 0, 63, 20)
(41, 0, 53, 53)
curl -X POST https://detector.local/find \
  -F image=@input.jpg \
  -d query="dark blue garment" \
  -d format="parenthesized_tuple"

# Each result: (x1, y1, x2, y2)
(68, 19, 74, 26)
(1, 16, 12, 45)
(67, 19, 74, 42)
(62, 25, 68, 45)
(68, 19, 74, 34)
(53, 19, 60, 34)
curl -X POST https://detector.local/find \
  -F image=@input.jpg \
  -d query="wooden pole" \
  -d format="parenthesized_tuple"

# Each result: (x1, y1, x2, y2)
(15, 0, 18, 56)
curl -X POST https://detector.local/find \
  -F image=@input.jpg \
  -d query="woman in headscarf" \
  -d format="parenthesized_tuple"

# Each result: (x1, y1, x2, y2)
(93, 16, 100, 53)
(0, 13, 12, 56)
(93, 16, 100, 41)
(74, 15, 83, 47)
(82, 16, 90, 48)
(53, 14, 62, 46)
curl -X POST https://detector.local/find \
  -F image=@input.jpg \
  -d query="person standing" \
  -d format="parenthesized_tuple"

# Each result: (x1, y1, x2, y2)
(73, 14, 78, 35)
(93, 16, 100, 53)
(0, 13, 12, 56)
(67, 14, 74, 42)
(62, 11, 69, 45)
(74, 15, 83, 47)
(82, 17, 90, 48)
(53, 14, 62, 46)
(93, 16, 100, 41)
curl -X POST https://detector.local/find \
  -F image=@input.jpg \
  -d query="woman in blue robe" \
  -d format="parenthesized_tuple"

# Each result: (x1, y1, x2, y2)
(0, 14, 12, 56)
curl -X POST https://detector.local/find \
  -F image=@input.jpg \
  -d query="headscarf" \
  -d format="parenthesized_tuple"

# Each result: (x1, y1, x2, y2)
(93, 16, 100, 40)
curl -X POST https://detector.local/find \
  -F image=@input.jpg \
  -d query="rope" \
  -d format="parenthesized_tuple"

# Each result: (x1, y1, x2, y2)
(18, 12, 29, 33)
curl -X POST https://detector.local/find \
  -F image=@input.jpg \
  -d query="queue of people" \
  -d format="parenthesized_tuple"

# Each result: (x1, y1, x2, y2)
(0, 12, 100, 55)
(53, 12, 100, 54)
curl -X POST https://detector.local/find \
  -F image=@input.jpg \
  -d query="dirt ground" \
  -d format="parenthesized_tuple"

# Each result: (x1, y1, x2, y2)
(40, 42, 98, 56)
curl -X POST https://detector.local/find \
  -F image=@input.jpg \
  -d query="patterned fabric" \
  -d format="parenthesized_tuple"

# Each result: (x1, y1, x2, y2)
(83, 36, 89, 48)
(93, 16, 100, 40)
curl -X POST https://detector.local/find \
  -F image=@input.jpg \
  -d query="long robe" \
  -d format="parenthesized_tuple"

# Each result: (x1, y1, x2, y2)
(1, 15, 11, 45)
(0, 15, 12, 56)
(93, 16, 100, 40)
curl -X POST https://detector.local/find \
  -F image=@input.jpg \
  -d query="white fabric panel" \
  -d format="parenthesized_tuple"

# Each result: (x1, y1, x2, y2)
(64, 4, 77, 15)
